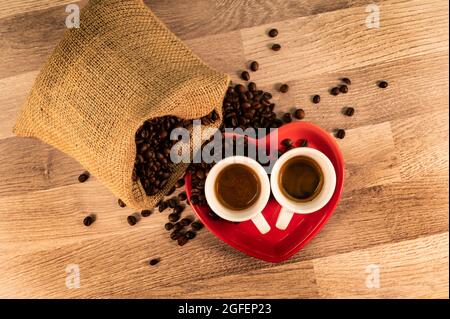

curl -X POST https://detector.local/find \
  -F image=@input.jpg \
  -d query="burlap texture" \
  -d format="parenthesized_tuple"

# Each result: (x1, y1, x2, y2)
(13, 0, 230, 209)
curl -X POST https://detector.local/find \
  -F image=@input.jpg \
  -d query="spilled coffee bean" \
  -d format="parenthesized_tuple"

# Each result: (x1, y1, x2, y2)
(331, 87, 340, 96)
(177, 237, 188, 246)
(268, 28, 279, 37)
(241, 71, 250, 81)
(282, 113, 292, 123)
(344, 107, 355, 117)
(149, 258, 160, 266)
(250, 61, 259, 72)
(312, 95, 321, 104)
(141, 209, 152, 217)
(185, 231, 196, 239)
(127, 215, 138, 226)
(342, 77, 352, 85)
(117, 198, 126, 208)
(83, 214, 95, 227)
(294, 108, 305, 120)
(271, 44, 281, 51)
(279, 84, 289, 93)
(191, 221, 204, 231)
(158, 201, 168, 212)
(78, 171, 90, 183)
(336, 129, 346, 139)
(178, 191, 187, 201)
(339, 85, 348, 94)
(173, 222, 184, 231)
(180, 217, 192, 226)
(168, 197, 178, 208)
(378, 80, 388, 88)
(165, 222, 174, 230)
(168, 212, 180, 222)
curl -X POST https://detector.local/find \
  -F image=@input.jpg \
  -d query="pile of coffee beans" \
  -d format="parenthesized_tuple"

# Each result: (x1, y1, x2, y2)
(221, 83, 286, 130)
(133, 111, 218, 196)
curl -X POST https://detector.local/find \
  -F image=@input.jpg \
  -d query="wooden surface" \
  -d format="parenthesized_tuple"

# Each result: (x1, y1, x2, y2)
(0, 0, 448, 298)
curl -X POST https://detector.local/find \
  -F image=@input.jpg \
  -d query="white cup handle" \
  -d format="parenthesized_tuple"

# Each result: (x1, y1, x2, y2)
(276, 207, 294, 230)
(251, 213, 271, 234)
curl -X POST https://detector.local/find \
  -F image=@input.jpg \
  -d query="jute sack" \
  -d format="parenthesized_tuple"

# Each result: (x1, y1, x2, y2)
(13, 0, 230, 209)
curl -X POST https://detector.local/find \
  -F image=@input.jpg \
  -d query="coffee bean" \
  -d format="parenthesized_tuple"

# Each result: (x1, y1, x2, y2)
(185, 231, 196, 239)
(117, 199, 126, 208)
(336, 129, 346, 139)
(339, 85, 348, 94)
(241, 71, 250, 81)
(177, 237, 188, 246)
(281, 138, 293, 147)
(83, 214, 95, 226)
(294, 108, 305, 120)
(250, 61, 259, 72)
(170, 231, 182, 240)
(191, 221, 204, 231)
(78, 171, 90, 183)
(166, 186, 176, 196)
(342, 77, 352, 85)
(271, 44, 281, 51)
(180, 218, 192, 226)
(196, 170, 205, 179)
(378, 81, 388, 88)
(248, 82, 257, 92)
(141, 209, 152, 217)
(190, 195, 199, 205)
(168, 197, 178, 208)
(282, 113, 292, 123)
(268, 28, 278, 37)
(175, 178, 185, 188)
(173, 222, 184, 231)
(165, 222, 174, 230)
(297, 139, 308, 147)
(312, 95, 321, 104)
(173, 205, 185, 215)
(344, 107, 355, 116)
(158, 201, 168, 212)
(127, 215, 137, 226)
(149, 258, 160, 266)
(331, 87, 340, 96)
(168, 212, 180, 222)
(178, 191, 187, 201)
(279, 84, 289, 93)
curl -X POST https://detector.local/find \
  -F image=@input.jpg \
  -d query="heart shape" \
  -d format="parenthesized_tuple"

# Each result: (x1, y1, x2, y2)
(185, 121, 345, 263)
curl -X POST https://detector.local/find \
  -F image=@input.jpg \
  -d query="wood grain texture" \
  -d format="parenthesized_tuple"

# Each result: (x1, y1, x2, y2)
(0, 0, 448, 298)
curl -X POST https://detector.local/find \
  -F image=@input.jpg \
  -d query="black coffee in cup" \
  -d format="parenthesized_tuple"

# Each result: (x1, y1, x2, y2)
(215, 164, 261, 210)
(278, 156, 324, 202)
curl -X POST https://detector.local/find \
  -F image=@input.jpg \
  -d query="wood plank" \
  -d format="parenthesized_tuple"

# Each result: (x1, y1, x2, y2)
(391, 110, 449, 181)
(313, 232, 449, 298)
(240, 0, 449, 86)
(1, 32, 447, 140)
(0, 0, 81, 19)
(146, 0, 378, 40)
(0, 224, 284, 298)
(0, 0, 377, 81)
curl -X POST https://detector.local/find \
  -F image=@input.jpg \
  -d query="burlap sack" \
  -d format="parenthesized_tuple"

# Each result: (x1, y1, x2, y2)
(13, 0, 230, 209)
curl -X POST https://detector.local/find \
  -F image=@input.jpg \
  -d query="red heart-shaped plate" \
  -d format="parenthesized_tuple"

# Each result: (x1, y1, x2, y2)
(185, 121, 344, 262)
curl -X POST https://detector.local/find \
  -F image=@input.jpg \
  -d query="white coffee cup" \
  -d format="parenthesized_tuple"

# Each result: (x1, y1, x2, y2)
(271, 147, 336, 230)
(205, 156, 271, 234)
